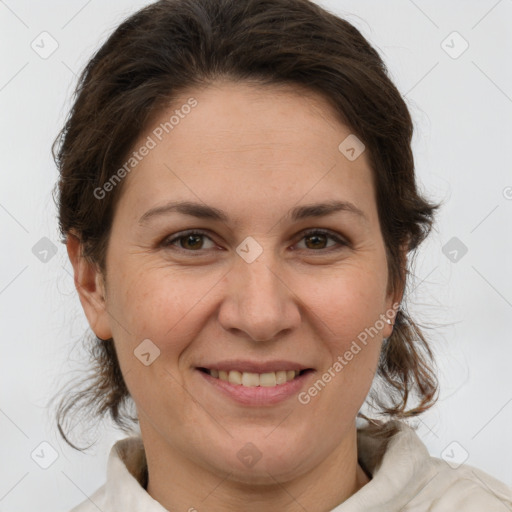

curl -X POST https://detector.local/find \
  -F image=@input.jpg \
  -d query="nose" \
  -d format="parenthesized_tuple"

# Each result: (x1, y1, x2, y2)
(217, 252, 301, 342)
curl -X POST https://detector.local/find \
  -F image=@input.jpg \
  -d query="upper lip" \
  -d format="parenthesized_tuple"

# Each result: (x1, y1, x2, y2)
(197, 360, 314, 373)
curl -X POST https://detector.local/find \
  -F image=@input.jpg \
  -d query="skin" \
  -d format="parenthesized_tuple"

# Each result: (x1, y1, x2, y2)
(68, 80, 404, 512)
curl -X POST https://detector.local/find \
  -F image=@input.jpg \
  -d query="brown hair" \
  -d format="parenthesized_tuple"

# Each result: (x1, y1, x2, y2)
(52, 0, 441, 449)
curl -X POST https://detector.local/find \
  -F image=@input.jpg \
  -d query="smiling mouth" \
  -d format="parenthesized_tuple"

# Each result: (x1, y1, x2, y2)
(197, 368, 312, 387)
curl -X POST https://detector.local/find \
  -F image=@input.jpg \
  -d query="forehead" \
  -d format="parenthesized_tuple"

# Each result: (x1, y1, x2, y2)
(115, 80, 378, 229)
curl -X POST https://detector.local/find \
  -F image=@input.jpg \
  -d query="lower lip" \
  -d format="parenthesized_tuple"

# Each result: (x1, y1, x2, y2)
(196, 369, 315, 406)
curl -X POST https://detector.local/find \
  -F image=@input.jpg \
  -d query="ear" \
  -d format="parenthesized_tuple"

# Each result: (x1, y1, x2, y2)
(383, 243, 408, 337)
(66, 232, 113, 340)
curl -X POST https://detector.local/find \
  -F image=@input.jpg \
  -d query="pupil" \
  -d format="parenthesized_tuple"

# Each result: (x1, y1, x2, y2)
(306, 234, 326, 249)
(183, 234, 202, 250)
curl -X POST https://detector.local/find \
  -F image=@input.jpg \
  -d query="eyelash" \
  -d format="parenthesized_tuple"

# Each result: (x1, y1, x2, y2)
(160, 229, 349, 254)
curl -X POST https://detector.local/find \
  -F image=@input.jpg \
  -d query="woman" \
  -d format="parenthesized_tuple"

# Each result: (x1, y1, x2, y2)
(53, 0, 512, 510)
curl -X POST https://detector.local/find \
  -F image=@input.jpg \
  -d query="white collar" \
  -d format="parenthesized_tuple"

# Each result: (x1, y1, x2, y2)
(98, 420, 510, 511)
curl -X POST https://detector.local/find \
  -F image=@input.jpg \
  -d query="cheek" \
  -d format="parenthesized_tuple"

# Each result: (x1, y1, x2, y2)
(301, 264, 386, 397)
(108, 263, 211, 336)
(306, 262, 388, 342)
(104, 266, 212, 418)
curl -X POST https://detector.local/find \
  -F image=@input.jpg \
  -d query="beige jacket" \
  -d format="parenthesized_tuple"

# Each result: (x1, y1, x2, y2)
(70, 421, 512, 511)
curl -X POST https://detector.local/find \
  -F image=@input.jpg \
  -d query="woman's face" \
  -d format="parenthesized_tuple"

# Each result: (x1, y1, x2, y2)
(76, 80, 401, 482)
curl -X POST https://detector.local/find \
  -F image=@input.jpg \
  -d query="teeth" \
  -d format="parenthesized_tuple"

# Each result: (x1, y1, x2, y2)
(208, 369, 302, 386)
(276, 371, 288, 385)
(258, 372, 276, 387)
(242, 372, 260, 387)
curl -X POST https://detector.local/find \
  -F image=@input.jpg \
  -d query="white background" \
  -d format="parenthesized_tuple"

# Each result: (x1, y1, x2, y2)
(1, 0, 511, 510)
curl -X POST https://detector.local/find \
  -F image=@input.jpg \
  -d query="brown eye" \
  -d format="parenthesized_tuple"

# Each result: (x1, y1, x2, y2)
(296, 229, 347, 251)
(304, 233, 328, 249)
(180, 234, 205, 250)
(162, 230, 216, 251)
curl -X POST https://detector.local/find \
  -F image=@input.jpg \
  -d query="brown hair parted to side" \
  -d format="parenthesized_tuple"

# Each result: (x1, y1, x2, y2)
(52, 0, 442, 449)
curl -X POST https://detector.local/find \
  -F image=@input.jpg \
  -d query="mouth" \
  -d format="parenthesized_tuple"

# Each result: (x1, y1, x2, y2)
(197, 368, 313, 387)
(194, 359, 316, 406)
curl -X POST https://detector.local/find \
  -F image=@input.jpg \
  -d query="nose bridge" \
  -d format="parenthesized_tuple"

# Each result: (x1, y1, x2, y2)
(236, 234, 281, 291)
(241, 255, 282, 304)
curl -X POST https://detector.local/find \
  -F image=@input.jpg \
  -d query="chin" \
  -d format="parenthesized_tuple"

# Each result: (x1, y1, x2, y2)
(203, 434, 319, 484)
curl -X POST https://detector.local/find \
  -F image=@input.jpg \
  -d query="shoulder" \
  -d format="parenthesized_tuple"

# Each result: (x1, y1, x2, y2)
(355, 419, 512, 511)
(421, 457, 512, 510)
(67, 435, 157, 512)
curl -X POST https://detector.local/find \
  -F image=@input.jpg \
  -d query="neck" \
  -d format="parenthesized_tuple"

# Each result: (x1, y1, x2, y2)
(141, 420, 370, 512)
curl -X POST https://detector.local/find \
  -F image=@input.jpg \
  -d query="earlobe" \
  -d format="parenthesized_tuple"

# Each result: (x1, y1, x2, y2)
(66, 232, 113, 341)
(384, 286, 404, 338)
(383, 243, 407, 338)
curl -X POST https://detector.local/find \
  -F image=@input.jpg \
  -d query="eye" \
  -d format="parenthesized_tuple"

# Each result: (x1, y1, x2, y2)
(294, 229, 348, 251)
(160, 228, 348, 254)
(161, 230, 217, 252)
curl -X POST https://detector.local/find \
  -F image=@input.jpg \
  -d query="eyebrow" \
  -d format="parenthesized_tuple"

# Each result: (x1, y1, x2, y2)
(138, 199, 368, 225)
